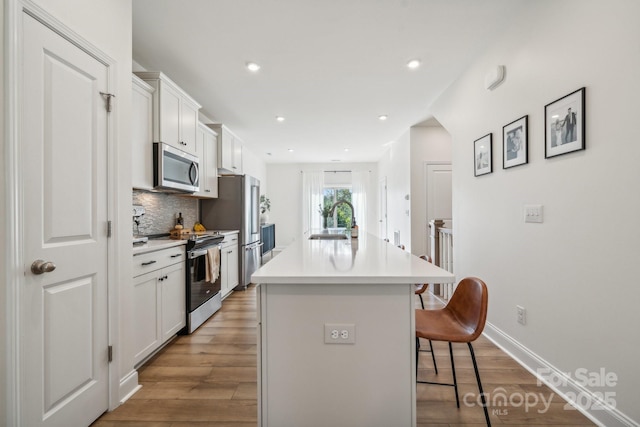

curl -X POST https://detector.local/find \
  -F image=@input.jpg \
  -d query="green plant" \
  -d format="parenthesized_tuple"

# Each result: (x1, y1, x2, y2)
(260, 195, 271, 214)
(318, 203, 331, 218)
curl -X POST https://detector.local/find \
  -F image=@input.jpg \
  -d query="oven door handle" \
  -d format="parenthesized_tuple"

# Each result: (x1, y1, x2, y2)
(189, 247, 220, 259)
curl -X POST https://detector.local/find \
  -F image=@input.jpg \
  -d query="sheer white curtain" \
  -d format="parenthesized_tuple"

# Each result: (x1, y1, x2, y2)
(351, 171, 369, 233)
(302, 171, 324, 235)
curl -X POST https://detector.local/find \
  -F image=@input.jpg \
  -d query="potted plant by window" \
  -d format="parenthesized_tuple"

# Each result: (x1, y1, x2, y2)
(260, 195, 271, 224)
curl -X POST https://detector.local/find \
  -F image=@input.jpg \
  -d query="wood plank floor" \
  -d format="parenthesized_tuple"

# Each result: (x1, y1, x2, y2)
(93, 285, 595, 427)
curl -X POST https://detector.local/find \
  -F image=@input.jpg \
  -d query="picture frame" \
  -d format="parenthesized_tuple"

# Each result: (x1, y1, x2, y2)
(545, 87, 585, 158)
(503, 115, 528, 169)
(474, 133, 492, 176)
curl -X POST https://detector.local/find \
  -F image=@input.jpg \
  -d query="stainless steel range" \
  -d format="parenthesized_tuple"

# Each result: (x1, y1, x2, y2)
(185, 233, 225, 333)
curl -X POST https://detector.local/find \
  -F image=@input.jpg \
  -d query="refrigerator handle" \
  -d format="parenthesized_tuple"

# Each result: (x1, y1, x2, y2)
(251, 185, 260, 235)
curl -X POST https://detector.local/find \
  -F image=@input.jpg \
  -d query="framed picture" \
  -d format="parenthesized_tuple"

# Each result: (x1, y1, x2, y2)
(503, 115, 528, 169)
(545, 87, 585, 158)
(474, 133, 492, 176)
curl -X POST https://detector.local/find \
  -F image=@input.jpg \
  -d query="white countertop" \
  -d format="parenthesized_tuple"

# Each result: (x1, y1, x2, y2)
(132, 230, 240, 255)
(252, 232, 455, 285)
(132, 238, 186, 255)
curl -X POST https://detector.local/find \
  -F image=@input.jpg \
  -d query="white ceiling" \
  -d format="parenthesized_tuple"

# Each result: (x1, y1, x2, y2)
(132, 0, 526, 163)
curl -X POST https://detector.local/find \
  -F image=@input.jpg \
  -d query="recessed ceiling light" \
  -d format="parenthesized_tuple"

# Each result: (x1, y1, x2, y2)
(407, 59, 421, 69)
(378, 115, 388, 121)
(246, 62, 261, 72)
(275, 116, 285, 122)
(288, 148, 294, 152)
(344, 148, 350, 152)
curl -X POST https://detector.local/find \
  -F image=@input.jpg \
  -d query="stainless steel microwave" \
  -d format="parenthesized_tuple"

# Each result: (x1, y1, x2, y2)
(153, 142, 200, 193)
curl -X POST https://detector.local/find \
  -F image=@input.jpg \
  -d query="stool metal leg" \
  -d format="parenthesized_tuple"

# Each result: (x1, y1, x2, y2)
(428, 340, 438, 374)
(448, 342, 459, 408)
(468, 342, 491, 427)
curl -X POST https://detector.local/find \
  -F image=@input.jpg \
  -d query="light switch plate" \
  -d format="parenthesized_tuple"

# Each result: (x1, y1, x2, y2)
(524, 204, 543, 223)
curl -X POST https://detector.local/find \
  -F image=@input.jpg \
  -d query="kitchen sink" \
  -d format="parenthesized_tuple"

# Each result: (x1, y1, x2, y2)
(308, 233, 349, 240)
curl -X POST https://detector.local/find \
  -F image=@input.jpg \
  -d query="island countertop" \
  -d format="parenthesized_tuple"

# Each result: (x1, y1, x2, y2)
(251, 232, 455, 285)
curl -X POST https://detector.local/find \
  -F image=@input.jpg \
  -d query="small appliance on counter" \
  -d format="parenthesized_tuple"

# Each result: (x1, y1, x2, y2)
(132, 205, 148, 245)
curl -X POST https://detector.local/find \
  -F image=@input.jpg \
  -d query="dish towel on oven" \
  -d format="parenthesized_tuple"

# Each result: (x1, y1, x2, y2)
(205, 247, 220, 282)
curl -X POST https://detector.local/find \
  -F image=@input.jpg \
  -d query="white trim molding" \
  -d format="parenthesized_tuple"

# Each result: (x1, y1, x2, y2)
(484, 323, 639, 427)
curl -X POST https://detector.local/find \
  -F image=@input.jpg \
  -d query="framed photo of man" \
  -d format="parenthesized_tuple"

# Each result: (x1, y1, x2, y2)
(474, 133, 492, 176)
(545, 87, 585, 158)
(503, 115, 528, 169)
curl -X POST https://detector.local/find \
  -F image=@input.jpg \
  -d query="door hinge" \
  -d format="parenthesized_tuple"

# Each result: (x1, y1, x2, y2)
(108, 345, 113, 363)
(107, 220, 112, 238)
(99, 92, 116, 112)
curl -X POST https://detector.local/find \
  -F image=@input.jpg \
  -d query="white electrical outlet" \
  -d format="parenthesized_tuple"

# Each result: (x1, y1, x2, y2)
(324, 323, 356, 344)
(517, 305, 526, 325)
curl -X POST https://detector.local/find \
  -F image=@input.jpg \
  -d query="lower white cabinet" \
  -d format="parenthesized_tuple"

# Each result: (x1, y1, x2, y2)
(132, 245, 186, 366)
(220, 233, 239, 299)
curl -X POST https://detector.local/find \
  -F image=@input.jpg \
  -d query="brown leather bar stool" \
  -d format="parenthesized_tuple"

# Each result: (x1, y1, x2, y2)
(415, 277, 490, 426)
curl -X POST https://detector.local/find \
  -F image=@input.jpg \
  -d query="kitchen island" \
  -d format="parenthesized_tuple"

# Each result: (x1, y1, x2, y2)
(251, 232, 455, 427)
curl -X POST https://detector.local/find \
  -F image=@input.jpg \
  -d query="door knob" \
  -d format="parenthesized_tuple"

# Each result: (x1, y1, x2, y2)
(31, 260, 56, 275)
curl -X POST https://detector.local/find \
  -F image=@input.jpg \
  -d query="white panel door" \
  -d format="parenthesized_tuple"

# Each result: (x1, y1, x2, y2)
(22, 12, 109, 427)
(425, 163, 452, 256)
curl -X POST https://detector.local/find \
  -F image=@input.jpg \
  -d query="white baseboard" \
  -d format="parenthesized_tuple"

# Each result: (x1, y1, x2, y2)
(118, 370, 141, 405)
(483, 323, 639, 427)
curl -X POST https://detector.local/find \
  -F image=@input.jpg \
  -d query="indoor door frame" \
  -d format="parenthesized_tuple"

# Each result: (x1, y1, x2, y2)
(4, 1, 121, 424)
(423, 161, 452, 258)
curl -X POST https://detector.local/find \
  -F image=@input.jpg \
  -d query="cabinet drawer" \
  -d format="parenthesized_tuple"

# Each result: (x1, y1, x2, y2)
(133, 246, 185, 277)
(221, 233, 239, 248)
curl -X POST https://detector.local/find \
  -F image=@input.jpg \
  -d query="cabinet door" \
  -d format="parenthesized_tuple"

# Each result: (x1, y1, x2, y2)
(160, 262, 186, 342)
(158, 81, 181, 149)
(227, 244, 239, 289)
(180, 99, 199, 156)
(219, 126, 234, 172)
(203, 128, 218, 197)
(131, 76, 154, 190)
(232, 137, 243, 174)
(132, 271, 161, 365)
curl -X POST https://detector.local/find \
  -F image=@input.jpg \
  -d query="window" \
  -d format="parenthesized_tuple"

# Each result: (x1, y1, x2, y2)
(322, 187, 352, 229)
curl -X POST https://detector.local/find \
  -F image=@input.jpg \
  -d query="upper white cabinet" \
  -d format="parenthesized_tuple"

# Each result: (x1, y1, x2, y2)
(134, 71, 201, 156)
(195, 122, 218, 198)
(131, 74, 155, 190)
(208, 124, 243, 174)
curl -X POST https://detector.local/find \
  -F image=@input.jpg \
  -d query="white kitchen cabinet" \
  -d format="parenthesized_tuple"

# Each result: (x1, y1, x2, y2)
(220, 233, 239, 299)
(207, 123, 243, 174)
(131, 74, 155, 190)
(194, 122, 218, 198)
(132, 245, 186, 366)
(134, 71, 201, 156)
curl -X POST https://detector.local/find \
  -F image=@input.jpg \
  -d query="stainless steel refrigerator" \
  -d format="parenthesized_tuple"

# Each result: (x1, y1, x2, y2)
(200, 175, 261, 290)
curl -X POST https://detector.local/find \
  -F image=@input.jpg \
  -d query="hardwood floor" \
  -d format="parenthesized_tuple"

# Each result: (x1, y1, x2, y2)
(93, 285, 595, 427)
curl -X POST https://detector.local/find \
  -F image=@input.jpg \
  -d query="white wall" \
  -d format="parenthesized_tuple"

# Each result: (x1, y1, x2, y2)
(242, 146, 268, 196)
(7, 0, 135, 411)
(267, 163, 377, 248)
(378, 131, 411, 248)
(409, 126, 452, 256)
(430, 1, 640, 425)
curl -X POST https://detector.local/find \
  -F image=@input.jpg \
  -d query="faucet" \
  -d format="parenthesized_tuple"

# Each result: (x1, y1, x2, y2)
(329, 200, 356, 228)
